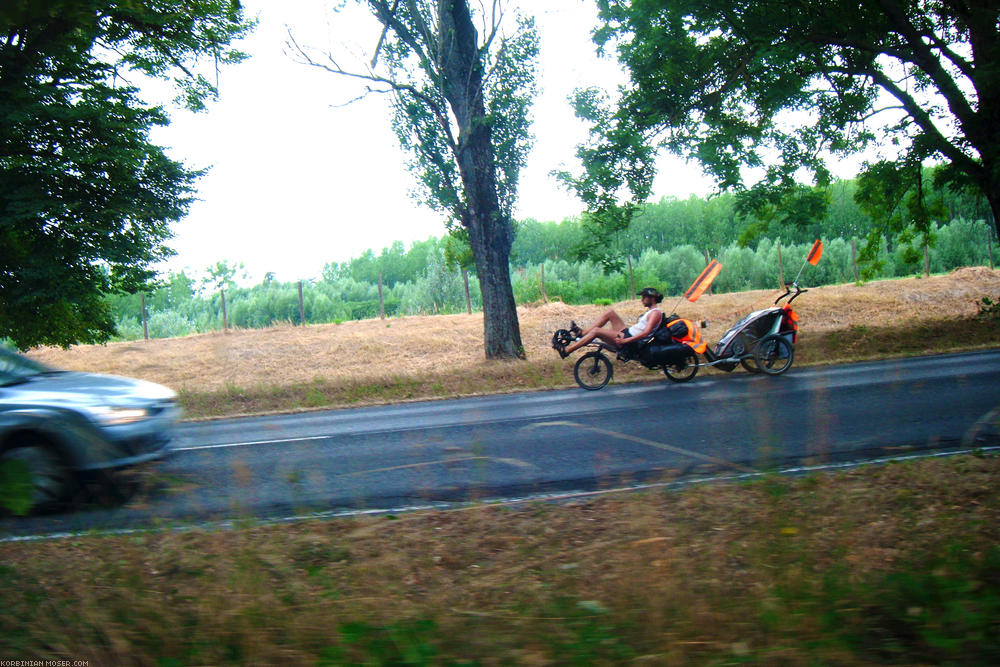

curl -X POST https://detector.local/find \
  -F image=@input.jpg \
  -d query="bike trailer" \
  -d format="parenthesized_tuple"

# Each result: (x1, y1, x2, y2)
(709, 303, 798, 371)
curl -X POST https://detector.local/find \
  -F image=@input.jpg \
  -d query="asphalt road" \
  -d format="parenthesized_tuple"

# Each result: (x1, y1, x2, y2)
(4, 350, 999, 539)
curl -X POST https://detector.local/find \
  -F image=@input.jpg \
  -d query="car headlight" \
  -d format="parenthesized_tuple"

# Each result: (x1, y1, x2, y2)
(87, 406, 151, 426)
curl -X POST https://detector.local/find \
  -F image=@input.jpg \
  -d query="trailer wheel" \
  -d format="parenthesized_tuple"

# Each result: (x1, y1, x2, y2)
(754, 334, 794, 375)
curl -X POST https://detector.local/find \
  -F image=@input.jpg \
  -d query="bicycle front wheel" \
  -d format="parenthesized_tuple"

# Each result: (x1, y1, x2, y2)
(574, 351, 613, 390)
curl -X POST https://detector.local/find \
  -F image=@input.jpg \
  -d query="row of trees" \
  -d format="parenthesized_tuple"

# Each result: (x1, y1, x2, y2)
(318, 171, 994, 289)
(6, 0, 1000, 360)
(564, 0, 1000, 274)
(516, 220, 996, 304)
(2, 0, 537, 356)
(0, 0, 254, 350)
(107, 216, 996, 341)
(512, 173, 993, 268)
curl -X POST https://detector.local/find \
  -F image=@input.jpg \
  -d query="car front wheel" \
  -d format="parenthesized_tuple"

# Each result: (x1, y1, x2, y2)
(0, 440, 75, 514)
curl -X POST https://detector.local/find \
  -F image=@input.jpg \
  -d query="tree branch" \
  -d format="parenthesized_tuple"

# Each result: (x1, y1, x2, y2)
(478, 0, 503, 58)
(875, 0, 977, 129)
(921, 28, 975, 80)
(370, 0, 400, 68)
(863, 64, 982, 177)
(367, 0, 434, 68)
(400, 0, 438, 59)
(286, 27, 459, 154)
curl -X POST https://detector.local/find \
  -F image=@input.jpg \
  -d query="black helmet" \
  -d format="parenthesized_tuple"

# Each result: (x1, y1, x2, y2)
(637, 287, 663, 303)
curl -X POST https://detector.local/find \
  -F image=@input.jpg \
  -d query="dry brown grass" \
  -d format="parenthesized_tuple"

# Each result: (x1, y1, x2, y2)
(26, 267, 1000, 418)
(2, 454, 998, 664)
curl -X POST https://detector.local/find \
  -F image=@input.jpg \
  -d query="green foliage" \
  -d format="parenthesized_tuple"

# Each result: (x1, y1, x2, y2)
(321, 619, 440, 665)
(554, 87, 656, 269)
(573, 0, 1000, 266)
(819, 544, 1000, 663)
(978, 297, 1000, 320)
(202, 260, 246, 292)
(106, 210, 996, 341)
(854, 162, 949, 278)
(510, 217, 585, 264)
(0, 0, 254, 349)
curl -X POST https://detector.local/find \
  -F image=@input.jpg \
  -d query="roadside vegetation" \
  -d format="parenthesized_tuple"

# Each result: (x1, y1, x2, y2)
(4, 1, 999, 661)
(4, 269, 999, 666)
(2, 454, 998, 664)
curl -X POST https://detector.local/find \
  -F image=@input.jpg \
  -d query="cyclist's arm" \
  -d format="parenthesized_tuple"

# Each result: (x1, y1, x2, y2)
(620, 310, 663, 344)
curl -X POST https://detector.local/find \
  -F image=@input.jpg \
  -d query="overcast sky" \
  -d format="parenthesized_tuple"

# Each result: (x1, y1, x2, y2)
(148, 0, 716, 284)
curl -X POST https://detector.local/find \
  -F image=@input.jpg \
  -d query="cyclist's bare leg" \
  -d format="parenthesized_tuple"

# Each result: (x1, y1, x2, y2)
(585, 309, 627, 334)
(565, 326, 621, 354)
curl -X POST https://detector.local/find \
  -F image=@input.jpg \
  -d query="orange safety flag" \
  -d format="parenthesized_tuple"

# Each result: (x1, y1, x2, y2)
(684, 260, 722, 302)
(806, 239, 823, 265)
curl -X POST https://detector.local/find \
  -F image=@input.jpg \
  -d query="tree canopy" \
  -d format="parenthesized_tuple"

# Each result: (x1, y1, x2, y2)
(0, 0, 253, 349)
(566, 0, 1000, 270)
(290, 0, 538, 359)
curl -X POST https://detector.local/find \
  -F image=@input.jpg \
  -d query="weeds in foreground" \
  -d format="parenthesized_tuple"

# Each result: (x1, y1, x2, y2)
(1, 455, 997, 664)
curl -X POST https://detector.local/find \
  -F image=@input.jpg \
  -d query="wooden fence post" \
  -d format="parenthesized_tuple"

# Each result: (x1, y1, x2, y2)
(626, 255, 635, 297)
(702, 250, 714, 295)
(463, 270, 472, 314)
(220, 286, 228, 332)
(141, 293, 149, 341)
(298, 281, 306, 325)
(776, 242, 785, 288)
(377, 271, 385, 320)
(540, 263, 548, 303)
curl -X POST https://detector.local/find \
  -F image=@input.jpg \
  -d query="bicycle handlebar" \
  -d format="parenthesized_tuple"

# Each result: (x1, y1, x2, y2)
(774, 281, 808, 305)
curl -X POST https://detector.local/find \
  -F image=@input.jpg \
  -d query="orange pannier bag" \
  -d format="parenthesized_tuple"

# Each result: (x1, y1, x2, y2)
(662, 316, 707, 354)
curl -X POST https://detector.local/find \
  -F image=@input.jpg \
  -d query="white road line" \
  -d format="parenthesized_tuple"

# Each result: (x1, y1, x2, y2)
(174, 434, 333, 451)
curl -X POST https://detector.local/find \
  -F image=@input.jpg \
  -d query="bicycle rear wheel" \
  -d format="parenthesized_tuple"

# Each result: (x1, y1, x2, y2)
(663, 347, 699, 383)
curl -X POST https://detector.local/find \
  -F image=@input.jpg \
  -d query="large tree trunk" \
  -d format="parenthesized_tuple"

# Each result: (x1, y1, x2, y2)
(985, 187, 1000, 242)
(975, 145, 1000, 241)
(458, 95, 524, 359)
(438, 0, 524, 359)
(467, 210, 524, 359)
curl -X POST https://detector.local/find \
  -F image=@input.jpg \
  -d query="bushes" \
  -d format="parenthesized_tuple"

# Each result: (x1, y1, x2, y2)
(105, 219, 997, 341)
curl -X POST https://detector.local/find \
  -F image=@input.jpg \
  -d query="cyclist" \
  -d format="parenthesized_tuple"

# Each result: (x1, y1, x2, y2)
(553, 287, 665, 358)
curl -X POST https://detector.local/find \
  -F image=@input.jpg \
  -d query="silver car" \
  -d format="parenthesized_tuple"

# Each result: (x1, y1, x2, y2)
(0, 347, 179, 512)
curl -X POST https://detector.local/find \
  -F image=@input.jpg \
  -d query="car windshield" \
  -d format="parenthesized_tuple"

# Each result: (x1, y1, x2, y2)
(0, 347, 52, 386)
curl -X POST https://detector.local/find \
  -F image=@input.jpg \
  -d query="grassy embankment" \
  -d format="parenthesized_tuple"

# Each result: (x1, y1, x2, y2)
(3, 268, 998, 664)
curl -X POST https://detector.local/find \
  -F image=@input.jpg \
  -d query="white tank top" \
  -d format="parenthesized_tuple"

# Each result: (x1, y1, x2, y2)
(628, 307, 662, 337)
